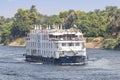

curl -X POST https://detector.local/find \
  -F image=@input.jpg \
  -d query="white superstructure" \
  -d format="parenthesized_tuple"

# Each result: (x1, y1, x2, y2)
(26, 25, 87, 65)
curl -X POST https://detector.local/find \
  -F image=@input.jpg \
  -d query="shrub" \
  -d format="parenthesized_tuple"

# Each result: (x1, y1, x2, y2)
(102, 39, 117, 49)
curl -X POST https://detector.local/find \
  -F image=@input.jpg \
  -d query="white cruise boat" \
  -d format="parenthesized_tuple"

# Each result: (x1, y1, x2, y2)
(25, 25, 87, 65)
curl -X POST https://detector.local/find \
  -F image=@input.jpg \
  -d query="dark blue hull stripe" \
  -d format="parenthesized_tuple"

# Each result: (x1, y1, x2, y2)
(25, 55, 86, 65)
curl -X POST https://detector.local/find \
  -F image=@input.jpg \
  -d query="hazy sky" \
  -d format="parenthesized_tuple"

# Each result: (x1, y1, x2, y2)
(0, 0, 120, 18)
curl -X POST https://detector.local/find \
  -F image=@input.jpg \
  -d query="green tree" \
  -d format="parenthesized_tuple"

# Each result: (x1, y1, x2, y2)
(0, 16, 5, 25)
(47, 15, 61, 26)
(11, 9, 30, 38)
(0, 21, 13, 45)
(59, 11, 68, 26)
(106, 6, 120, 38)
(1, 30, 11, 45)
(29, 5, 40, 25)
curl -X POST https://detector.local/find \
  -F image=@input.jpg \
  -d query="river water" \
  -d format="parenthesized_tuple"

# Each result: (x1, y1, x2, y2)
(0, 46, 120, 80)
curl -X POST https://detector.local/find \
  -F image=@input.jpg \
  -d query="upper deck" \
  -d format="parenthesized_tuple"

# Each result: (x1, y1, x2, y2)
(48, 28, 85, 41)
(26, 25, 85, 42)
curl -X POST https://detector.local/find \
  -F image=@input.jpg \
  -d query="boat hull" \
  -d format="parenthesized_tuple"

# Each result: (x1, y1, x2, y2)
(25, 55, 87, 65)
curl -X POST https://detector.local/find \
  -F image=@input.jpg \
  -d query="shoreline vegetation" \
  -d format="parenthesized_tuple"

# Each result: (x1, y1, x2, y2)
(0, 37, 118, 50)
(87, 37, 120, 50)
(8, 37, 25, 46)
(0, 5, 120, 50)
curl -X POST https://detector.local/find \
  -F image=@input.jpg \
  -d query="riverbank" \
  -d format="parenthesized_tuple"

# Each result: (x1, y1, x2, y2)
(8, 37, 103, 48)
(86, 37, 103, 49)
(86, 42, 102, 49)
(8, 37, 26, 46)
(6, 37, 120, 50)
(86, 37, 120, 50)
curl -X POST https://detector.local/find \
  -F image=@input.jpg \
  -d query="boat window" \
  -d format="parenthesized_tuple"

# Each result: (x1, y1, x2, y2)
(62, 43, 66, 46)
(71, 43, 74, 46)
(75, 43, 80, 46)
(82, 42, 85, 47)
(55, 43, 58, 47)
(68, 43, 74, 46)
(51, 43, 52, 48)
